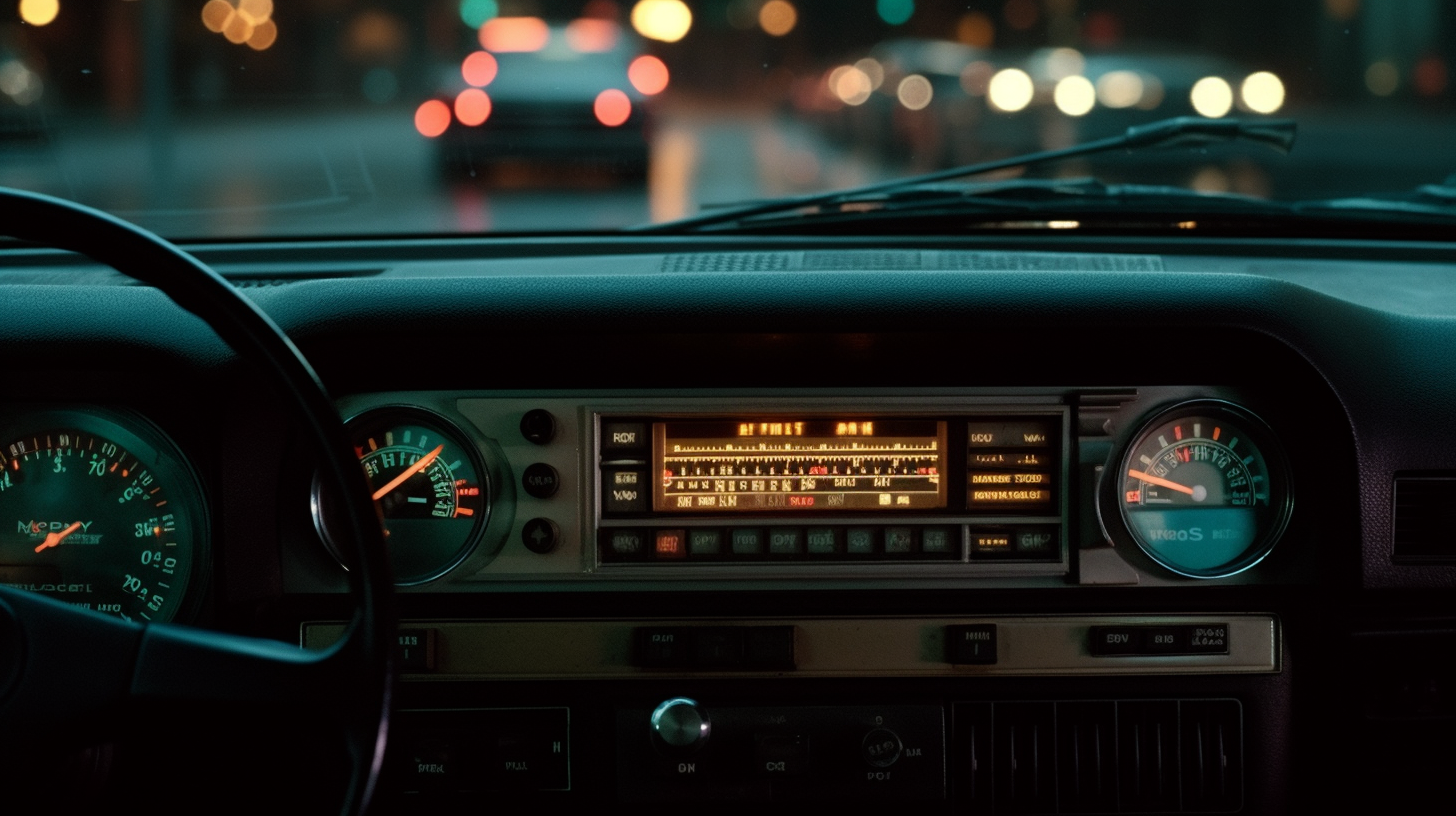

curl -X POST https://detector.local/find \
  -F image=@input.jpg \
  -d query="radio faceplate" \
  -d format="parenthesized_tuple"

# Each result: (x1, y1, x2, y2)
(592, 398, 1070, 578)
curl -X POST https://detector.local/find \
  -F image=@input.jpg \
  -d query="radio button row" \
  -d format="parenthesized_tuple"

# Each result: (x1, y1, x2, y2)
(1088, 623, 1230, 657)
(602, 527, 964, 562)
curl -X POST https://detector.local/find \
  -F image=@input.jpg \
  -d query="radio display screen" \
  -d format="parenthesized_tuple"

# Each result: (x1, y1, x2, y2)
(653, 419, 947, 513)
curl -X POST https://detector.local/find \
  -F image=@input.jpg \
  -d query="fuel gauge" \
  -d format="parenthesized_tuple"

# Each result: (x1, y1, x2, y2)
(313, 407, 489, 584)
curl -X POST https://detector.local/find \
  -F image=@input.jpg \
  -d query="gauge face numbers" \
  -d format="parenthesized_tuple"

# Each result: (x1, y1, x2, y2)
(316, 408, 488, 585)
(0, 415, 202, 622)
(1118, 405, 1290, 578)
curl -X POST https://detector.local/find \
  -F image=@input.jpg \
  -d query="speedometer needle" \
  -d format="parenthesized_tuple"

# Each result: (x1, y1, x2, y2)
(1127, 469, 1195, 496)
(371, 444, 445, 501)
(34, 521, 83, 553)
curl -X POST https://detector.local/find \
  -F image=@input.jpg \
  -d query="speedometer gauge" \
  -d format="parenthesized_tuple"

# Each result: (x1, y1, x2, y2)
(312, 406, 489, 585)
(1114, 402, 1291, 578)
(0, 409, 206, 622)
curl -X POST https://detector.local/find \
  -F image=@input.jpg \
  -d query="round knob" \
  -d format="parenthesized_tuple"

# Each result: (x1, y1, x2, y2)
(862, 728, 903, 768)
(651, 697, 710, 754)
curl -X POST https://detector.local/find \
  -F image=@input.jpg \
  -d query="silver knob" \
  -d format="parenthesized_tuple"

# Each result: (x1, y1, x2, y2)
(651, 697, 711, 753)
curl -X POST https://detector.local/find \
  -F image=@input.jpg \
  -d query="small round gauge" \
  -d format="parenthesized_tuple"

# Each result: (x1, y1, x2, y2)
(0, 409, 206, 622)
(1113, 401, 1291, 578)
(313, 407, 489, 585)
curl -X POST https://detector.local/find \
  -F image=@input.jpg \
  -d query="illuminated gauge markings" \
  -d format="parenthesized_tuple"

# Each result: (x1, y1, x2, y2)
(314, 409, 489, 585)
(0, 416, 202, 623)
(1117, 406, 1289, 578)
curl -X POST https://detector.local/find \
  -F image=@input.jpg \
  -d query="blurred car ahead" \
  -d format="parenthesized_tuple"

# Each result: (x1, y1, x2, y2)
(416, 16, 658, 181)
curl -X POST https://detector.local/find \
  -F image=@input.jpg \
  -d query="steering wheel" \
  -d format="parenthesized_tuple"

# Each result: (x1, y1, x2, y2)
(0, 188, 396, 814)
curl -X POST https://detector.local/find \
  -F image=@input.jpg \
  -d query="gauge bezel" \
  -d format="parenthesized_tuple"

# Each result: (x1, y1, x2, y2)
(1101, 399, 1293, 580)
(312, 404, 491, 586)
(0, 405, 211, 623)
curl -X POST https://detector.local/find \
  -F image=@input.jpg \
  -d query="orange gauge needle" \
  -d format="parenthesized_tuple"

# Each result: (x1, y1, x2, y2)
(371, 444, 445, 501)
(1127, 469, 1196, 496)
(34, 521, 82, 553)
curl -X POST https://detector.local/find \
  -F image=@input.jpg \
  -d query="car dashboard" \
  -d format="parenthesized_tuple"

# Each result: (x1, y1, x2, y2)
(3, 234, 1454, 814)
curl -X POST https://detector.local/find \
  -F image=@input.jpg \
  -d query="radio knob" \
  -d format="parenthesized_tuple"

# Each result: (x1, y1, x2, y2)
(651, 697, 711, 755)
(862, 727, 903, 768)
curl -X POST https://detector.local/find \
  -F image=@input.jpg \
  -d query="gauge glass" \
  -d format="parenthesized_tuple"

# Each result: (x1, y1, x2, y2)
(0, 410, 205, 622)
(1117, 403, 1291, 578)
(314, 407, 488, 585)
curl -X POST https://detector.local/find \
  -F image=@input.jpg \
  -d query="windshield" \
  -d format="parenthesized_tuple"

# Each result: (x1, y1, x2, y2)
(0, 0, 1450, 238)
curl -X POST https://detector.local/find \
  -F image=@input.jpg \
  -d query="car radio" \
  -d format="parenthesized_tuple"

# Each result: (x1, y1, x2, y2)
(592, 404, 1069, 576)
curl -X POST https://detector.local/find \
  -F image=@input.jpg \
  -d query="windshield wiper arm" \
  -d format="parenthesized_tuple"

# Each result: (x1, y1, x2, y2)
(632, 116, 1296, 233)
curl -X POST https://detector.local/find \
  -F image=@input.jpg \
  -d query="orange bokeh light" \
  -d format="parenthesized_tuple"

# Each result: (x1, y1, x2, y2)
(566, 18, 619, 52)
(415, 99, 452, 138)
(628, 55, 669, 95)
(454, 88, 492, 126)
(461, 51, 499, 87)
(594, 89, 632, 126)
(479, 17, 550, 53)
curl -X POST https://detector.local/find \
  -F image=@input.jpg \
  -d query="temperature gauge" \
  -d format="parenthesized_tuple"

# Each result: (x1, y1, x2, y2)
(1113, 401, 1291, 578)
(313, 407, 489, 584)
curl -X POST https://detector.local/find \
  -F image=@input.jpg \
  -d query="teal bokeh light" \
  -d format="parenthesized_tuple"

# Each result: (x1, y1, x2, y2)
(876, 0, 914, 26)
(459, 0, 499, 29)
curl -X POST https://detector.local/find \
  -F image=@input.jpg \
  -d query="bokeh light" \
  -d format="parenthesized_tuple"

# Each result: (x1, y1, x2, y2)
(201, 0, 233, 33)
(830, 65, 873, 106)
(459, 0, 499, 29)
(246, 18, 277, 51)
(758, 0, 797, 37)
(1239, 71, 1285, 113)
(454, 88, 492, 126)
(462, 51, 499, 87)
(237, 0, 272, 24)
(415, 100, 452, 138)
(594, 89, 633, 126)
(987, 68, 1034, 112)
(897, 75, 933, 111)
(876, 0, 914, 26)
(957, 12, 994, 48)
(629, 54, 670, 95)
(631, 0, 692, 43)
(1053, 75, 1095, 116)
(1096, 70, 1143, 108)
(959, 60, 994, 96)
(480, 17, 550, 52)
(1190, 76, 1234, 118)
(1364, 61, 1398, 96)
(854, 58, 885, 91)
(566, 18, 618, 52)
(18, 0, 59, 27)
(1413, 56, 1448, 97)
(1043, 47, 1084, 81)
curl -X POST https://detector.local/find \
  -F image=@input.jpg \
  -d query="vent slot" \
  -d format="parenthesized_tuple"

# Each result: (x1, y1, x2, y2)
(660, 253, 790, 273)
(1057, 702, 1117, 813)
(1393, 477, 1456, 562)
(994, 702, 1058, 814)
(1118, 701, 1180, 813)
(1179, 700, 1243, 813)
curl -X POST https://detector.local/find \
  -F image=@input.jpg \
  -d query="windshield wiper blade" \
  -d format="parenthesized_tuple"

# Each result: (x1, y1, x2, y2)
(631, 116, 1296, 233)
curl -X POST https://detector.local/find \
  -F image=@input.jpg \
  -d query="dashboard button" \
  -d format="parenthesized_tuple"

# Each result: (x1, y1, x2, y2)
(769, 528, 804, 555)
(1142, 627, 1189, 654)
(731, 528, 765, 555)
(396, 628, 437, 671)
(688, 528, 723, 556)
(1088, 626, 1143, 656)
(884, 527, 914, 555)
(522, 463, 560, 498)
(602, 467, 648, 513)
(519, 409, 556, 445)
(636, 627, 693, 667)
(744, 626, 796, 670)
(602, 421, 648, 454)
(862, 728, 903, 768)
(946, 624, 998, 665)
(695, 628, 745, 668)
(655, 529, 687, 559)
(921, 527, 956, 555)
(1188, 624, 1230, 654)
(1015, 528, 1057, 556)
(845, 527, 875, 554)
(521, 518, 559, 554)
(607, 529, 646, 558)
(806, 527, 837, 554)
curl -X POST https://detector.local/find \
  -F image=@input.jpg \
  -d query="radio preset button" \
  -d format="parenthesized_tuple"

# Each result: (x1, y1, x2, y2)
(921, 527, 955, 555)
(845, 527, 875, 554)
(731, 528, 765, 555)
(608, 529, 647, 559)
(636, 627, 692, 667)
(769, 528, 804, 556)
(655, 529, 687, 559)
(688, 528, 723, 556)
(946, 624, 998, 665)
(806, 527, 837, 555)
(1015, 528, 1057, 556)
(884, 527, 914, 555)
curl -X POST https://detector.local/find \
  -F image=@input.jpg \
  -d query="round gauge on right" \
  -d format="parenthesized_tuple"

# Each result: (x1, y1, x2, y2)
(1111, 401, 1292, 579)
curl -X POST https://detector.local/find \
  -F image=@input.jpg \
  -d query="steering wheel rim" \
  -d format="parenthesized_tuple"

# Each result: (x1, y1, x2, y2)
(0, 187, 396, 814)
